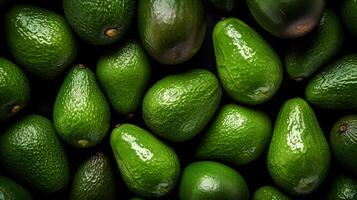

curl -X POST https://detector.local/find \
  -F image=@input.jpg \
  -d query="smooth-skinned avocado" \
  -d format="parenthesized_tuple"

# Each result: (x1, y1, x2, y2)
(285, 9, 344, 81)
(195, 104, 272, 165)
(142, 68, 222, 142)
(0, 57, 30, 122)
(253, 186, 291, 200)
(213, 17, 282, 105)
(110, 124, 180, 198)
(330, 115, 357, 176)
(53, 64, 111, 148)
(305, 54, 357, 110)
(0, 115, 70, 193)
(5, 5, 77, 79)
(138, 0, 207, 64)
(97, 40, 151, 117)
(267, 98, 330, 195)
(247, 0, 325, 38)
(70, 152, 116, 200)
(327, 175, 357, 200)
(63, 0, 135, 45)
(207, 0, 237, 12)
(0, 176, 32, 200)
(341, 0, 357, 37)
(178, 161, 249, 200)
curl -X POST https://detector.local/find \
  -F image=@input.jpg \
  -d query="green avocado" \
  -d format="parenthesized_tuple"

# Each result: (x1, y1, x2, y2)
(0, 57, 30, 122)
(138, 0, 207, 64)
(267, 98, 330, 195)
(327, 176, 357, 200)
(253, 186, 291, 200)
(305, 55, 357, 110)
(142, 68, 222, 142)
(53, 64, 110, 148)
(178, 161, 249, 200)
(0, 176, 32, 200)
(206, 0, 237, 12)
(97, 40, 151, 117)
(247, 0, 325, 38)
(213, 18, 282, 105)
(63, 0, 135, 45)
(5, 5, 77, 79)
(0, 115, 70, 193)
(285, 9, 344, 81)
(110, 124, 180, 198)
(196, 104, 272, 165)
(341, 0, 357, 37)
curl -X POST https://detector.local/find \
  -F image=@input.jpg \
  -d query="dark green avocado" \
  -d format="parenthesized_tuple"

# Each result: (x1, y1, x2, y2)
(0, 176, 32, 200)
(327, 175, 357, 200)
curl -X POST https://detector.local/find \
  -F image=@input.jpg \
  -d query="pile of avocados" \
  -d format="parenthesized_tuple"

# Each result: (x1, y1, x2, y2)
(0, 0, 357, 199)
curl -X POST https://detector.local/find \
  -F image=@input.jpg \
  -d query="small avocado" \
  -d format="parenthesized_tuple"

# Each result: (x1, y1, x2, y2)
(0, 57, 30, 122)
(267, 98, 330, 195)
(53, 64, 111, 148)
(110, 124, 180, 197)
(138, 0, 207, 64)
(196, 104, 272, 165)
(63, 0, 135, 45)
(0, 115, 70, 193)
(70, 152, 116, 200)
(341, 0, 357, 37)
(285, 9, 344, 81)
(247, 0, 325, 38)
(330, 115, 357, 176)
(97, 41, 151, 117)
(5, 5, 77, 79)
(253, 186, 291, 200)
(0, 176, 32, 200)
(327, 175, 357, 200)
(213, 18, 282, 105)
(206, 0, 237, 12)
(142, 68, 222, 142)
(178, 161, 249, 200)
(305, 55, 357, 110)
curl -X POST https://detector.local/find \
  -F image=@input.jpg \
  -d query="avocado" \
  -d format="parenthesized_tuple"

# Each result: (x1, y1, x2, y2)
(285, 9, 344, 81)
(267, 98, 330, 195)
(195, 104, 272, 165)
(138, 0, 207, 64)
(0, 176, 32, 200)
(178, 161, 249, 200)
(206, 0, 237, 12)
(341, 0, 357, 37)
(97, 41, 151, 117)
(5, 5, 77, 79)
(63, 0, 135, 45)
(305, 55, 357, 110)
(53, 64, 110, 148)
(142, 68, 222, 142)
(330, 115, 357, 176)
(110, 124, 180, 197)
(247, 0, 325, 38)
(213, 18, 282, 105)
(0, 57, 30, 122)
(253, 186, 291, 200)
(70, 152, 116, 200)
(327, 175, 357, 200)
(0, 115, 70, 193)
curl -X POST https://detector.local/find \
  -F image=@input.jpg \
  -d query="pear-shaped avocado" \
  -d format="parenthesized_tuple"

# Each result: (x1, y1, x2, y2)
(253, 186, 291, 200)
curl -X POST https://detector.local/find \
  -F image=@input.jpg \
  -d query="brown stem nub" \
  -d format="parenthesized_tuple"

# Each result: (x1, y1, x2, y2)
(78, 140, 89, 147)
(77, 64, 86, 69)
(115, 123, 121, 128)
(11, 105, 21, 113)
(293, 76, 305, 82)
(105, 28, 119, 38)
(339, 124, 348, 134)
(126, 113, 135, 119)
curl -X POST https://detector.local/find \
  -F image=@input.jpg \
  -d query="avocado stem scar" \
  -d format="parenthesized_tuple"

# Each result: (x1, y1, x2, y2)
(78, 140, 89, 147)
(339, 124, 348, 134)
(293, 76, 305, 81)
(126, 113, 135, 119)
(11, 105, 21, 113)
(115, 123, 121, 128)
(105, 28, 119, 38)
(77, 64, 86, 69)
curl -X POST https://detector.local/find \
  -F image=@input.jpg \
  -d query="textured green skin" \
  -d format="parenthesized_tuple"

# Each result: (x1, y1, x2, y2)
(306, 55, 357, 110)
(178, 161, 249, 200)
(247, 0, 324, 38)
(53, 65, 110, 148)
(110, 124, 180, 197)
(213, 18, 282, 105)
(267, 98, 330, 195)
(0, 57, 30, 122)
(0, 176, 32, 200)
(330, 115, 357, 176)
(207, 0, 237, 12)
(142, 69, 222, 142)
(5, 5, 77, 79)
(327, 176, 357, 200)
(97, 41, 151, 116)
(63, 0, 135, 45)
(0, 115, 70, 193)
(341, 0, 357, 37)
(138, 0, 207, 64)
(253, 186, 291, 200)
(196, 104, 272, 165)
(70, 153, 116, 200)
(285, 9, 344, 80)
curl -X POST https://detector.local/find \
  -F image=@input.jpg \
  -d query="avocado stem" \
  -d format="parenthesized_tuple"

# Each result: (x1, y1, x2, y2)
(105, 28, 119, 38)
(11, 105, 21, 113)
(126, 113, 135, 119)
(77, 64, 86, 69)
(293, 76, 305, 81)
(78, 140, 89, 147)
(115, 123, 121, 128)
(339, 124, 348, 134)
